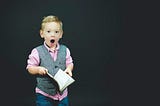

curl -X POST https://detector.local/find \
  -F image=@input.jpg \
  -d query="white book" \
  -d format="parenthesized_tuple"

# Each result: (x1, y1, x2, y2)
(47, 69, 75, 92)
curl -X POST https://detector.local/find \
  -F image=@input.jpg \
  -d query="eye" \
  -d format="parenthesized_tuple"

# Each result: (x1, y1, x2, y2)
(55, 31, 59, 33)
(47, 31, 50, 33)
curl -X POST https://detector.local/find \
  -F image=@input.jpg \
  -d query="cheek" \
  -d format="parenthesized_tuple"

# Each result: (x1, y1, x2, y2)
(44, 34, 50, 38)
(42, 36, 48, 40)
(59, 34, 63, 38)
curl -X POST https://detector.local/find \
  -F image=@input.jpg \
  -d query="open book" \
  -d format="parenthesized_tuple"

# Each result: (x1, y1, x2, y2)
(47, 69, 75, 92)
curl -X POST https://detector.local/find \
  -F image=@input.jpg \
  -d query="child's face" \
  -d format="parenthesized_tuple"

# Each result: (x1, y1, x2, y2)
(40, 22, 63, 47)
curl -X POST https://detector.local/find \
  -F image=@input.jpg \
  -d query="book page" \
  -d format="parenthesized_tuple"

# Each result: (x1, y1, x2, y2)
(47, 69, 75, 92)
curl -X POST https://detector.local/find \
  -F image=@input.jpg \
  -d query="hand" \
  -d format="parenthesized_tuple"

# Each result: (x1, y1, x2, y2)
(64, 68, 72, 77)
(38, 66, 48, 75)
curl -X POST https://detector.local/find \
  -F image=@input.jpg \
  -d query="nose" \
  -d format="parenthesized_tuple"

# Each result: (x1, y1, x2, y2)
(50, 32, 56, 37)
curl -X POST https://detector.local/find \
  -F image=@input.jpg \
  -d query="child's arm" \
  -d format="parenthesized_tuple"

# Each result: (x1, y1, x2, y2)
(27, 66, 48, 75)
(27, 48, 48, 75)
(65, 47, 74, 76)
(64, 63, 74, 76)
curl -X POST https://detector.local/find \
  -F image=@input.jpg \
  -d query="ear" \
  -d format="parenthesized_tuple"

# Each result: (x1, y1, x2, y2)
(40, 30, 44, 38)
(59, 30, 63, 38)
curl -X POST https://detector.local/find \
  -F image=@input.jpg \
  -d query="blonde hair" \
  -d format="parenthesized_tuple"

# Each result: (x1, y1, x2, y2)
(41, 15, 63, 30)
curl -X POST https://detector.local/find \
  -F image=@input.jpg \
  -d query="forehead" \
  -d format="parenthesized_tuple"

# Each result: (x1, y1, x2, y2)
(43, 22, 61, 30)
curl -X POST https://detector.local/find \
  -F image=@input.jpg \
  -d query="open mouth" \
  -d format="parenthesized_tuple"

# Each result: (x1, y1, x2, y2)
(50, 39, 55, 43)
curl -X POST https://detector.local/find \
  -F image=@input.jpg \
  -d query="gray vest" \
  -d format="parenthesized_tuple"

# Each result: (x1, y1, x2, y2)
(36, 44, 66, 95)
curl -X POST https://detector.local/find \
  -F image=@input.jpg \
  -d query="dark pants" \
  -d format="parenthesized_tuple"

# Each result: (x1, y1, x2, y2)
(36, 93, 69, 106)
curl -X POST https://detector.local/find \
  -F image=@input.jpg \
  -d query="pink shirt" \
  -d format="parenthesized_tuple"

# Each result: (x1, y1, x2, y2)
(27, 43, 73, 101)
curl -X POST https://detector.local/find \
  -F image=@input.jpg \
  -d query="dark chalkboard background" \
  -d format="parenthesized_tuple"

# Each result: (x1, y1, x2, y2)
(0, 0, 132, 106)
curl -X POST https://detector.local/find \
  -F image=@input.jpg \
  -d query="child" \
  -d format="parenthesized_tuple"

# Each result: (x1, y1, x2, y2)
(26, 15, 74, 106)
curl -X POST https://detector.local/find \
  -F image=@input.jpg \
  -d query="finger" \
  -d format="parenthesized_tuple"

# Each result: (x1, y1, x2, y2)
(70, 73, 72, 77)
(44, 69, 48, 73)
